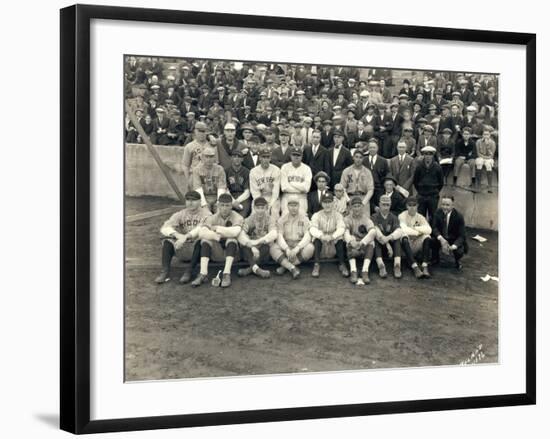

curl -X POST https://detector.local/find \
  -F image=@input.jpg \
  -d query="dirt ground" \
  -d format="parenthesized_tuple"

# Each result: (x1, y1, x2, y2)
(125, 196, 498, 381)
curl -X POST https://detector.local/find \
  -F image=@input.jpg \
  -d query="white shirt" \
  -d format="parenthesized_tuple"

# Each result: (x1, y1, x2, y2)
(333, 145, 342, 166)
(312, 143, 320, 156)
(369, 154, 377, 167)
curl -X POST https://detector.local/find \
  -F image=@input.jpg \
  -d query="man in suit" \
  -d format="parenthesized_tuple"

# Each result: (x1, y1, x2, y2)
(328, 130, 353, 188)
(307, 171, 330, 218)
(363, 138, 390, 212)
(302, 130, 331, 189)
(271, 128, 292, 168)
(150, 107, 171, 145)
(387, 103, 403, 158)
(431, 195, 468, 271)
(381, 175, 406, 216)
(320, 119, 334, 148)
(389, 140, 416, 196)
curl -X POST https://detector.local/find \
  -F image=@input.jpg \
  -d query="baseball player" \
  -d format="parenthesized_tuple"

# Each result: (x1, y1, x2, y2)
(154, 190, 211, 284)
(249, 146, 281, 215)
(344, 196, 378, 285)
(192, 193, 244, 288)
(340, 149, 374, 211)
(237, 197, 278, 279)
(372, 194, 404, 279)
(270, 195, 315, 280)
(191, 146, 227, 212)
(398, 196, 433, 279)
(280, 146, 312, 216)
(181, 121, 217, 191)
(309, 192, 348, 278)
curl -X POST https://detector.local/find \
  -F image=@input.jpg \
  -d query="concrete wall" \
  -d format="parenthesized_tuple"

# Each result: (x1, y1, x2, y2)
(125, 143, 498, 230)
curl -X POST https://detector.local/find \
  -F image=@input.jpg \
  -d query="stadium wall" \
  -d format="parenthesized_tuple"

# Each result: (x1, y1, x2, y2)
(125, 143, 498, 230)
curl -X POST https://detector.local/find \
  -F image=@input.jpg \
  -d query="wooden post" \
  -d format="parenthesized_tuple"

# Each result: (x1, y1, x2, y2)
(125, 101, 186, 203)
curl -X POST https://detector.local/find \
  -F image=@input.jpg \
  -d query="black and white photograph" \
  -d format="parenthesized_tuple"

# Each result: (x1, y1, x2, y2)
(124, 56, 499, 381)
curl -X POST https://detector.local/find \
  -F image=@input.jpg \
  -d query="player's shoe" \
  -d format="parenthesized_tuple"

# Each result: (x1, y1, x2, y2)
(338, 263, 350, 277)
(275, 266, 286, 275)
(361, 271, 371, 284)
(422, 266, 431, 278)
(349, 271, 358, 284)
(237, 267, 253, 277)
(179, 269, 193, 284)
(311, 263, 320, 278)
(412, 265, 423, 279)
(290, 267, 300, 280)
(221, 273, 232, 288)
(154, 270, 170, 284)
(254, 268, 271, 279)
(394, 265, 402, 279)
(191, 274, 208, 287)
(455, 262, 463, 272)
(378, 264, 388, 278)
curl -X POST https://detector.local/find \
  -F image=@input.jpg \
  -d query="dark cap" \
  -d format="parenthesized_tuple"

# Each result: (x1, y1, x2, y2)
(405, 196, 418, 206)
(333, 129, 344, 137)
(350, 196, 363, 206)
(185, 190, 201, 201)
(254, 197, 268, 207)
(441, 127, 453, 134)
(321, 193, 334, 203)
(383, 174, 397, 185)
(231, 148, 244, 157)
(290, 146, 303, 156)
(218, 193, 233, 204)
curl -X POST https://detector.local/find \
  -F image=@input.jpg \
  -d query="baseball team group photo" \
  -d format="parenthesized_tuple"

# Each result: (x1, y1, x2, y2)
(124, 56, 499, 381)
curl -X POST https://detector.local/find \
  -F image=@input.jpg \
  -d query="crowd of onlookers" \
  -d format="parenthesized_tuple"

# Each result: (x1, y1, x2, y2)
(125, 57, 498, 165)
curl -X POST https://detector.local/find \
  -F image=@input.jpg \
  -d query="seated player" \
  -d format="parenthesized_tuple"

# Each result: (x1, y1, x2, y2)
(270, 195, 315, 279)
(398, 196, 433, 279)
(431, 195, 468, 271)
(192, 193, 244, 288)
(191, 146, 227, 212)
(154, 190, 211, 284)
(372, 194, 404, 279)
(237, 197, 278, 279)
(309, 192, 348, 278)
(344, 196, 378, 285)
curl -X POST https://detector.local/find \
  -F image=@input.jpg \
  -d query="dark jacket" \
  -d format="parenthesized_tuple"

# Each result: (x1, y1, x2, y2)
(328, 146, 353, 187)
(363, 154, 390, 190)
(432, 208, 468, 252)
(413, 161, 444, 196)
(302, 144, 331, 180)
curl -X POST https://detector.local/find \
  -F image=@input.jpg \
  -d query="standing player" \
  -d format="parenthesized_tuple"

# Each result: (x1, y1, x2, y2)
(280, 146, 312, 216)
(340, 149, 374, 211)
(372, 194, 404, 279)
(249, 146, 281, 215)
(270, 195, 315, 279)
(398, 196, 433, 279)
(181, 121, 217, 191)
(192, 193, 244, 288)
(154, 191, 211, 284)
(191, 146, 227, 212)
(237, 197, 278, 279)
(309, 193, 348, 278)
(225, 149, 251, 217)
(344, 196, 378, 285)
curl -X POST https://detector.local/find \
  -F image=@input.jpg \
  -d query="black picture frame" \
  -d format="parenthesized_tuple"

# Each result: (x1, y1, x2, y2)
(60, 4, 536, 434)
